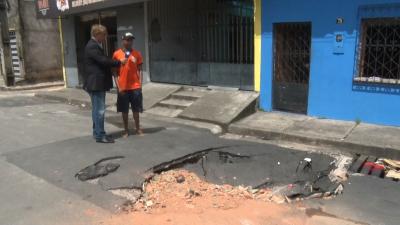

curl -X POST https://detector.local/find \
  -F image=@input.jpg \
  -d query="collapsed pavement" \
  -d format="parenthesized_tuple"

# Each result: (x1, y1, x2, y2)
(74, 144, 351, 210)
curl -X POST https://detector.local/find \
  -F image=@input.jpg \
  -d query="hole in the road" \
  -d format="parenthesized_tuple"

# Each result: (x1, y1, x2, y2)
(148, 147, 347, 203)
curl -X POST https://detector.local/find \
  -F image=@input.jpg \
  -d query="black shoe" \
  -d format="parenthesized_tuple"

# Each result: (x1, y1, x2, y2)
(96, 136, 115, 144)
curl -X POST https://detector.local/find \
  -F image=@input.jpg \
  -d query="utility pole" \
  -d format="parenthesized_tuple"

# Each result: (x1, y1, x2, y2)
(0, 0, 13, 86)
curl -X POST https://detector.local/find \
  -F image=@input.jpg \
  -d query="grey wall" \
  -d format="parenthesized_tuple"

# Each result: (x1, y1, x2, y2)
(21, 0, 63, 81)
(117, 3, 149, 83)
(7, 0, 62, 82)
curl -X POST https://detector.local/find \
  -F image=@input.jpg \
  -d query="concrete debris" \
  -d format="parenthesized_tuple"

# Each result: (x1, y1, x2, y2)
(131, 169, 273, 212)
(145, 200, 154, 207)
(386, 170, 400, 179)
(382, 159, 400, 170)
(329, 155, 352, 182)
(109, 188, 142, 202)
(175, 174, 186, 183)
(130, 168, 346, 213)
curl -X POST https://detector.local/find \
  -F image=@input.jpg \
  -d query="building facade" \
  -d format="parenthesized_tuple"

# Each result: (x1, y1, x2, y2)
(3, 0, 62, 84)
(259, 0, 400, 126)
(37, 0, 258, 91)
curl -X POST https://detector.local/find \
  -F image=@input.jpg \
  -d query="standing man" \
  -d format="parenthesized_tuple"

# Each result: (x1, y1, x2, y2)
(84, 24, 126, 143)
(113, 32, 144, 137)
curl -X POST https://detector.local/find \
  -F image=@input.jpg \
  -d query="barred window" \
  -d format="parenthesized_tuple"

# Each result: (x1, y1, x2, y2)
(355, 18, 400, 84)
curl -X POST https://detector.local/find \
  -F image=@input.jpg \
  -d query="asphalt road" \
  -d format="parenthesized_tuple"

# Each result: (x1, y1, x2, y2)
(0, 93, 399, 225)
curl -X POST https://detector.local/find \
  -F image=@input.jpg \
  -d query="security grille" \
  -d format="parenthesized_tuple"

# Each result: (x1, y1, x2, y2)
(148, 0, 254, 90)
(356, 18, 400, 84)
(9, 30, 23, 79)
(272, 22, 311, 114)
(273, 23, 311, 84)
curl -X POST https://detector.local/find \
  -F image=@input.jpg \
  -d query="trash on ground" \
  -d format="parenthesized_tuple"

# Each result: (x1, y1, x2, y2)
(350, 155, 400, 181)
(386, 170, 400, 179)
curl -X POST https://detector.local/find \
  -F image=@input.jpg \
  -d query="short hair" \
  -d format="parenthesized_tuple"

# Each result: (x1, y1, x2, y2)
(91, 24, 107, 37)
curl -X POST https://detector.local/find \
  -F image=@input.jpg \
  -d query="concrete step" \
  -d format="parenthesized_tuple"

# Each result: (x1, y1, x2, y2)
(171, 90, 207, 101)
(158, 98, 194, 110)
(145, 106, 183, 118)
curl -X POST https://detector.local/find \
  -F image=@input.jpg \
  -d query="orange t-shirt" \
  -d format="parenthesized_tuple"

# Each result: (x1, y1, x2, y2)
(112, 49, 143, 91)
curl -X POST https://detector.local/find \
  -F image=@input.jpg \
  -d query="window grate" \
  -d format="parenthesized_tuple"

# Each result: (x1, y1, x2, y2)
(356, 18, 400, 84)
(273, 23, 311, 84)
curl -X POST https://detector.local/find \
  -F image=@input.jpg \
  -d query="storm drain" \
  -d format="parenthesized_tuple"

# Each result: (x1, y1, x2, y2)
(349, 154, 400, 182)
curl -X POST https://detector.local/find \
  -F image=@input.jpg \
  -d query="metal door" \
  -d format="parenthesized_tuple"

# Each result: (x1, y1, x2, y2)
(273, 23, 311, 114)
(148, 0, 254, 90)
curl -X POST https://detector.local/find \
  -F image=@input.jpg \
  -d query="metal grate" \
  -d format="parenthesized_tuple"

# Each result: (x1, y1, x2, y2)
(148, 0, 253, 64)
(147, 0, 254, 90)
(356, 18, 400, 84)
(273, 23, 311, 84)
(199, 0, 254, 64)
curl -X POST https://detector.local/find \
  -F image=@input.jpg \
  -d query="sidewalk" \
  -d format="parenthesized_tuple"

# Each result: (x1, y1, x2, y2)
(229, 112, 400, 159)
(33, 85, 400, 159)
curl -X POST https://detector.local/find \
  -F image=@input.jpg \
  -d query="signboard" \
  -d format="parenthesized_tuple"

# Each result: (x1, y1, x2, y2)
(35, 0, 144, 18)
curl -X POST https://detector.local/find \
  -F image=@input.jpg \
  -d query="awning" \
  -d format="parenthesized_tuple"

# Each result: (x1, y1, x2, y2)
(36, 0, 146, 19)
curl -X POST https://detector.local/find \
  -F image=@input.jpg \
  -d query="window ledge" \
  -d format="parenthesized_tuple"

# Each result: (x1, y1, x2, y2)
(353, 77, 400, 85)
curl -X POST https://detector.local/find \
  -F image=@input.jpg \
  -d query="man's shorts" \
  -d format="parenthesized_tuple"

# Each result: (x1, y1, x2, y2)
(117, 89, 143, 113)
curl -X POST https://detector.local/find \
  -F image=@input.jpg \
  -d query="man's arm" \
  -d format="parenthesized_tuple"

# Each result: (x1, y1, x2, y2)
(87, 45, 122, 68)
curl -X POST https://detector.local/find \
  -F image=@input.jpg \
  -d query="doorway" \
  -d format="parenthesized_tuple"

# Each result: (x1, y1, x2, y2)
(273, 22, 312, 114)
(75, 11, 118, 85)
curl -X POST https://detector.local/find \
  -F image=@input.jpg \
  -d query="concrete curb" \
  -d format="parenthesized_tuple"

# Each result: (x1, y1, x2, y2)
(35, 92, 93, 107)
(35, 91, 223, 135)
(229, 124, 400, 160)
(141, 113, 223, 135)
(0, 82, 64, 92)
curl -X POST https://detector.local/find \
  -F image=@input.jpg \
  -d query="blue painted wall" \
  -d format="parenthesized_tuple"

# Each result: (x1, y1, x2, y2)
(260, 0, 400, 126)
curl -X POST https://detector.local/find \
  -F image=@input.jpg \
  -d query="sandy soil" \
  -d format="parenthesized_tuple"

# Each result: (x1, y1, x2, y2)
(100, 170, 358, 225)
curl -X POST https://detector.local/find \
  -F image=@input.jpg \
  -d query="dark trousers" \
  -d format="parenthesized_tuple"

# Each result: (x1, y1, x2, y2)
(88, 91, 106, 140)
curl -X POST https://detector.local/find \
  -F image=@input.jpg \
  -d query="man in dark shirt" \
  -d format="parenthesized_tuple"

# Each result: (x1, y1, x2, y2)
(84, 24, 126, 143)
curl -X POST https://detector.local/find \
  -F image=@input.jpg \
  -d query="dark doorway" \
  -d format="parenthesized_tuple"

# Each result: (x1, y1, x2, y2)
(148, 0, 254, 90)
(75, 11, 118, 86)
(273, 22, 311, 114)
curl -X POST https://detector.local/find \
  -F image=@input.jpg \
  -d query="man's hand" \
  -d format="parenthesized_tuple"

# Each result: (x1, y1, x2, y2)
(120, 58, 128, 65)
(131, 56, 137, 64)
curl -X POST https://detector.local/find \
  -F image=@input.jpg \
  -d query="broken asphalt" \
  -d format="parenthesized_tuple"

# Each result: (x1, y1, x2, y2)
(1, 93, 400, 225)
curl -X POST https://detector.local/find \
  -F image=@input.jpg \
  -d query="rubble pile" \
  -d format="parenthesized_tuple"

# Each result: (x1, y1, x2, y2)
(130, 168, 343, 213)
(131, 169, 273, 212)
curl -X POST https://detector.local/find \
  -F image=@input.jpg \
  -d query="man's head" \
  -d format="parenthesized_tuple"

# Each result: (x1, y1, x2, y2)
(91, 24, 107, 43)
(122, 32, 135, 49)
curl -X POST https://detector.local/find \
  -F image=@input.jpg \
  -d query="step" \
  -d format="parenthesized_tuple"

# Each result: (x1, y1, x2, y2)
(157, 98, 194, 110)
(171, 90, 207, 101)
(145, 106, 183, 118)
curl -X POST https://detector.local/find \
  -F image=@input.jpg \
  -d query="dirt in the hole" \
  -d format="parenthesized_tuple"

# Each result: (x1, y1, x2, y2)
(101, 169, 359, 225)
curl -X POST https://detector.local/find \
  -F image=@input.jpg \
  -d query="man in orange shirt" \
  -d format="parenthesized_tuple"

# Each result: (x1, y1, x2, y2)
(113, 32, 143, 137)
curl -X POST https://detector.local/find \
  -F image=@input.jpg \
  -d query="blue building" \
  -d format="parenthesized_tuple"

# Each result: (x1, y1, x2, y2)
(259, 0, 400, 126)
